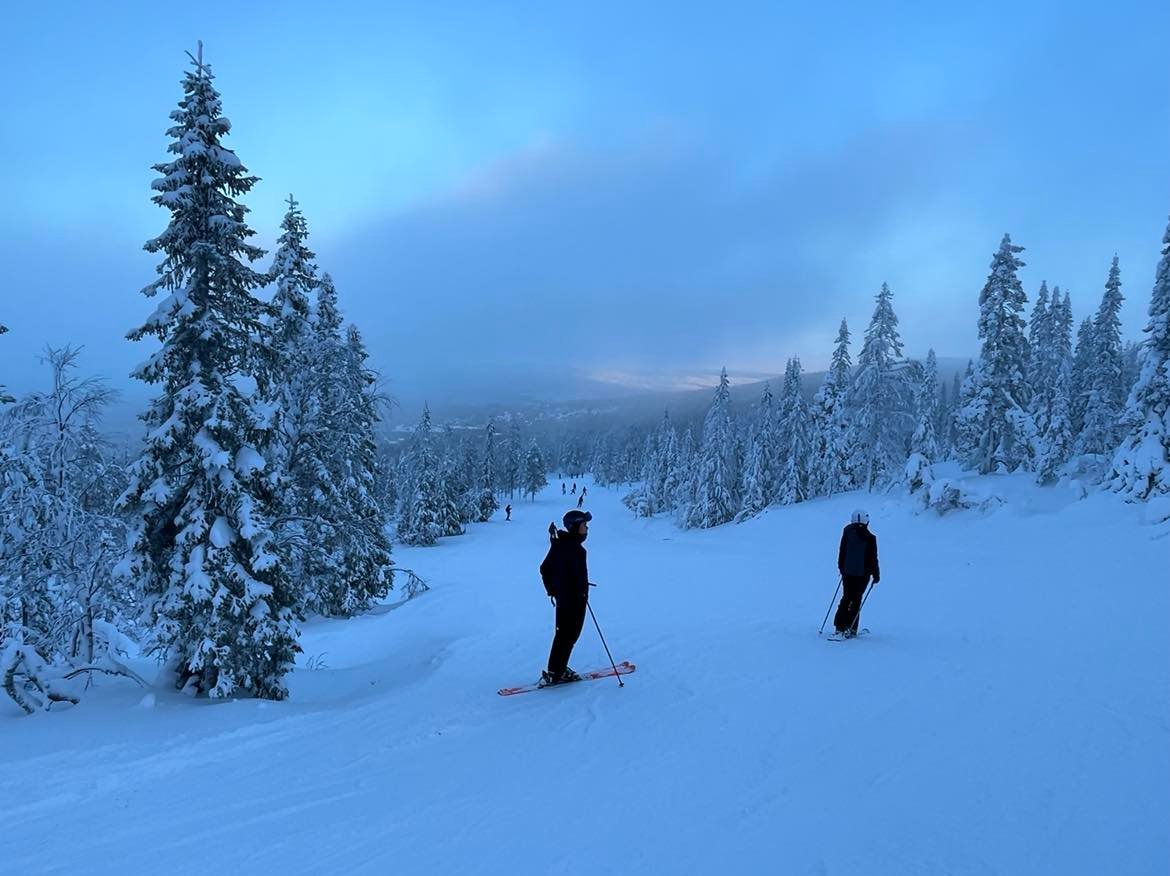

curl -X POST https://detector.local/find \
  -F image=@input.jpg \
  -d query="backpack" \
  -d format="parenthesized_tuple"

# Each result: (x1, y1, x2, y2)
(842, 525, 869, 576)
(540, 522, 561, 598)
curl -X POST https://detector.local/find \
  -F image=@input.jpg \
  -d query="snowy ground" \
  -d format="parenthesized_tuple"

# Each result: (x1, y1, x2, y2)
(2, 476, 1168, 875)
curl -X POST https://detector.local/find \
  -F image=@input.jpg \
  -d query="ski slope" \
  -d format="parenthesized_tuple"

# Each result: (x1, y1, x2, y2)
(2, 476, 1167, 875)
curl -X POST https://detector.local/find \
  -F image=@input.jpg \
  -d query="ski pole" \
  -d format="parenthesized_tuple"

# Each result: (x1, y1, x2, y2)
(818, 576, 843, 636)
(586, 600, 624, 688)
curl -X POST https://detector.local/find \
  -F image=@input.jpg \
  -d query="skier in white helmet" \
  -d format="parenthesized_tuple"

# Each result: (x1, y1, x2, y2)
(834, 509, 880, 637)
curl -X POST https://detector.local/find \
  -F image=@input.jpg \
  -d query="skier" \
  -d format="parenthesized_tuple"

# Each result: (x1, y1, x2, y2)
(576, 492, 585, 509)
(505, 503, 512, 522)
(538, 509, 593, 685)
(571, 482, 576, 494)
(562, 482, 566, 495)
(834, 510, 879, 638)
(581, 486, 587, 499)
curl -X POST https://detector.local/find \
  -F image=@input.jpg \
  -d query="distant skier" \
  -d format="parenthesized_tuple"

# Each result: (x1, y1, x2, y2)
(562, 482, 566, 495)
(577, 492, 585, 509)
(581, 486, 587, 499)
(834, 510, 880, 638)
(571, 482, 577, 495)
(538, 509, 593, 686)
(505, 504, 512, 522)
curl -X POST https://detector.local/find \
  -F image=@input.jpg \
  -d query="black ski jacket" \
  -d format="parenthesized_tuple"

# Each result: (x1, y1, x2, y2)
(838, 523, 880, 581)
(540, 530, 589, 601)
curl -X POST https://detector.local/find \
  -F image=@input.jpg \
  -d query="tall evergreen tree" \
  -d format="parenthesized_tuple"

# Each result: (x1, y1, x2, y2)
(654, 411, 683, 514)
(476, 421, 499, 522)
(910, 349, 941, 463)
(1077, 256, 1126, 456)
(523, 439, 548, 501)
(946, 368, 964, 458)
(317, 325, 393, 613)
(1036, 361, 1075, 485)
(812, 318, 854, 496)
(739, 382, 779, 517)
(265, 196, 320, 602)
(396, 405, 452, 546)
(1069, 316, 1096, 438)
(1026, 281, 1054, 436)
(118, 48, 297, 699)
(777, 358, 812, 504)
(1112, 214, 1170, 503)
(955, 234, 1036, 474)
(848, 283, 913, 489)
(683, 369, 740, 528)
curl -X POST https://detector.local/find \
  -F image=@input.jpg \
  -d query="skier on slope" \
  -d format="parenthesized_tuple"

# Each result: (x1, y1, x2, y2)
(505, 504, 512, 521)
(538, 509, 593, 686)
(834, 510, 880, 638)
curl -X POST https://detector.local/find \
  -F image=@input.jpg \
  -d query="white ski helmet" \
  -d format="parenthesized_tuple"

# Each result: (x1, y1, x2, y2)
(850, 509, 870, 525)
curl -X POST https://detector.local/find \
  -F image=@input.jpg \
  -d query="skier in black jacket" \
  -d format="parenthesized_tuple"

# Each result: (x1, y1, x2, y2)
(834, 510, 880, 637)
(539, 509, 592, 685)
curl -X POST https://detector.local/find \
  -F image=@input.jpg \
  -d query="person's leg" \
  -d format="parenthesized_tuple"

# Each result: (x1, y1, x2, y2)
(548, 598, 587, 676)
(841, 575, 867, 633)
(833, 577, 857, 632)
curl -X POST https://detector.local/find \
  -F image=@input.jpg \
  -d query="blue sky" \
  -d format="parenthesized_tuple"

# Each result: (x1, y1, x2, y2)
(1, 1, 1167, 413)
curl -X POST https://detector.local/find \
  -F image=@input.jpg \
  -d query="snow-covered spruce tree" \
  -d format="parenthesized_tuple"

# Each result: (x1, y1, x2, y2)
(307, 325, 393, 615)
(1036, 361, 1075, 485)
(266, 194, 318, 466)
(396, 405, 448, 546)
(1069, 316, 1096, 438)
(812, 318, 854, 496)
(848, 283, 915, 489)
(935, 373, 952, 459)
(777, 358, 812, 504)
(955, 235, 1037, 474)
(683, 368, 740, 528)
(738, 383, 779, 519)
(671, 426, 698, 519)
(523, 439, 548, 501)
(455, 437, 481, 523)
(118, 49, 298, 699)
(476, 421, 499, 521)
(436, 427, 469, 534)
(910, 349, 941, 463)
(1026, 281, 1054, 436)
(946, 368, 965, 458)
(1111, 214, 1170, 505)
(1077, 256, 1126, 457)
(264, 196, 323, 603)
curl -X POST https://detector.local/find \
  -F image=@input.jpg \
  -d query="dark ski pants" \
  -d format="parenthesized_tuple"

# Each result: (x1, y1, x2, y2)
(548, 597, 587, 675)
(834, 575, 870, 633)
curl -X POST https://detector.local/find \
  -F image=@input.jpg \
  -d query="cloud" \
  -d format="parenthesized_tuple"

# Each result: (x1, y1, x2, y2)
(327, 120, 977, 404)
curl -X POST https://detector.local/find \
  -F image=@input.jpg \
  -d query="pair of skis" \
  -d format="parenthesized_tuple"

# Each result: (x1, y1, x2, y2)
(498, 660, 636, 696)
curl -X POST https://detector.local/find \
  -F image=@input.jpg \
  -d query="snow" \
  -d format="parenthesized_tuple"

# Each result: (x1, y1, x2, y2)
(1, 477, 1166, 873)
(209, 515, 234, 548)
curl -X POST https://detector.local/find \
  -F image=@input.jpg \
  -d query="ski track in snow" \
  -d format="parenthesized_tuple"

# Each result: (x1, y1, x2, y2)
(1, 475, 1167, 875)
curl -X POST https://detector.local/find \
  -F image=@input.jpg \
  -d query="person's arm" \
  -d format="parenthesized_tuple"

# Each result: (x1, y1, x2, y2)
(838, 530, 846, 574)
(869, 535, 880, 583)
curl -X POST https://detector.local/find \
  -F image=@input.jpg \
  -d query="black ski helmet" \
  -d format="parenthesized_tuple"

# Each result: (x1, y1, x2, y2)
(563, 509, 592, 530)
